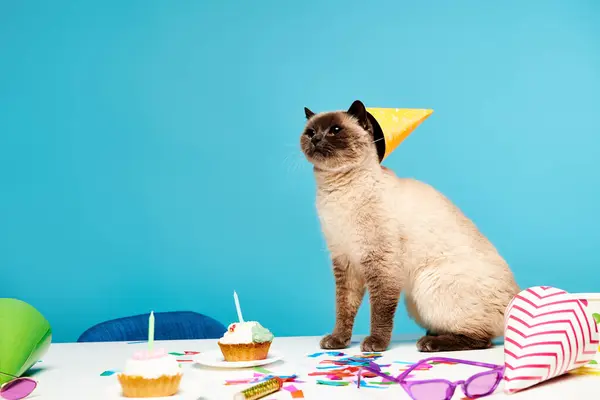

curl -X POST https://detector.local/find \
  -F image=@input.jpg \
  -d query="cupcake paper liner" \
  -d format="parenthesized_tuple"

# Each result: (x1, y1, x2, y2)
(218, 341, 272, 361)
(117, 373, 182, 398)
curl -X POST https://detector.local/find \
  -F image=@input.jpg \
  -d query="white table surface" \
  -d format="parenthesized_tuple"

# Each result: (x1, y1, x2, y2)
(27, 335, 599, 400)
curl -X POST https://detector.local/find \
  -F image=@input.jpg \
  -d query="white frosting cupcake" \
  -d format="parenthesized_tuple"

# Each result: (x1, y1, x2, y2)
(218, 321, 273, 344)
(123, 349, 181, 378)
(118, 348, 183, 398)
(217, 321, 274, 361)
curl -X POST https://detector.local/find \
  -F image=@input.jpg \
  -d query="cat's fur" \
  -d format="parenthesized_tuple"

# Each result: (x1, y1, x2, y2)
(300, 100, 519, 352)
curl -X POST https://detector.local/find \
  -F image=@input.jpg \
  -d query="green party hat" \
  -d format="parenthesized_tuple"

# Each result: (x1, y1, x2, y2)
(0, 299, 52, 384)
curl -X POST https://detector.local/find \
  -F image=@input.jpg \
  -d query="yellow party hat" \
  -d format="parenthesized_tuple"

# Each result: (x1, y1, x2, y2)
(366, 107, 433, 161)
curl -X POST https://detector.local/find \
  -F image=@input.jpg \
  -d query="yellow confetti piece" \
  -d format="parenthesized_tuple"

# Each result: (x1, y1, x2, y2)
(569, 367, 600, 376)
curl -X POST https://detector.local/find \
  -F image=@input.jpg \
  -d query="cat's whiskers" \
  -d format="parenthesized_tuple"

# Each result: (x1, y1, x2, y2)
(282, 150, 307, 174)
(372, 137, 384, 144)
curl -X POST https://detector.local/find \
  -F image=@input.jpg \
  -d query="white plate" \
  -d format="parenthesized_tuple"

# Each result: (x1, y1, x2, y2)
(194, 349, 283, 368)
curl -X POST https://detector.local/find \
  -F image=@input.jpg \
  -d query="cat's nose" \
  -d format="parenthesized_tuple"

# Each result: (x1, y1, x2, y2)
(311, 135, 322, 145)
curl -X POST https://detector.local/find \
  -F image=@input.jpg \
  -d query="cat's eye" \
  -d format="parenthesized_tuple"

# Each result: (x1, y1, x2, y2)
(305, 128, 315, 138)
(329, 125, 342, 135)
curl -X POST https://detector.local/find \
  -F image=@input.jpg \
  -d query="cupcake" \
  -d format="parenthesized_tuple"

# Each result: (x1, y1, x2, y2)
(117, 348, 182, 398)
(218, 321, 274, 362)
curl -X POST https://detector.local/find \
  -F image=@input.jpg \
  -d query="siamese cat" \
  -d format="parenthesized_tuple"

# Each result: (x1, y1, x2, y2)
(300, 100, 519, 352)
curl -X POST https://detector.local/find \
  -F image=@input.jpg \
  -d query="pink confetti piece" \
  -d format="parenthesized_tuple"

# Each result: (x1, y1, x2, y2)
(283, 385, 299, 392)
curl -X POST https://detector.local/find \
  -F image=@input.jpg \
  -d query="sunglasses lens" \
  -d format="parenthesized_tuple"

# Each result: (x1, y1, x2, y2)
(407, 381, 451, 400)
(1, 378, 37, 400)
(466, 371, 500, 397)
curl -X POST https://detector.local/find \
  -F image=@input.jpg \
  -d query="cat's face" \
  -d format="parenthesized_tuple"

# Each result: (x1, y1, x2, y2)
(300, 100, 379, 171)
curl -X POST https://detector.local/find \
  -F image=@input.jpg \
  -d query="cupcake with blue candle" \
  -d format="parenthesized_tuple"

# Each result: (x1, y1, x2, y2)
(218, 292, 274, 361)
(117, 312, 183, 397)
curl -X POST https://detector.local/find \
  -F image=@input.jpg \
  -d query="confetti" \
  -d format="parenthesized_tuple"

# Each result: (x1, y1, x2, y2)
(225, 373, 300, 386)
(225, 379, 255, 386)
(589, 360, 598, 365)
(359, 371, 378, 379)
(169, 352, 185, 356)
(316, 365, 345, 370)
(279, 375, 299, 381)
(184, 351, 200, 355)
(429, 360, 458, 365)
(570, 367, 600, 376)
(394, 362, 431, 371)
(253, 367, 273, 374)
(291, 390, 305, 398)
(354, 380, 388, 389)
(308, 351, 346, 358)
(100, 370, 116, 376)
(176, 359, 193, 362)
(127, 341, 146, 344)
(593, 313, 600, 324)
(360, 352, 383, 358)
(283, 385, 299, 392)
(317, 380, 350, 386)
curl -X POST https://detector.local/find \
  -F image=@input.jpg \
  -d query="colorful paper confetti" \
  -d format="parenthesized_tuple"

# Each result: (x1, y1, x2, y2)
(253, 366, 273, 374)
(308, 351, 347, 358)
(307, 352, 445, 390)
(317, 380, 350, 386)
(316, 365, 345, 370)
(429, 360, 458, 365)
(169, 352, 185, 356)
(291, 390, 305, 398)
(184, 351, 200, 355)
(100, 370, 117, 376)
(283, 385, 299, 392)
(225, 372, 301, 386)
(354, 379, 388, 389)
(570, 367, 600, 376)
(126, 341, 146, 344)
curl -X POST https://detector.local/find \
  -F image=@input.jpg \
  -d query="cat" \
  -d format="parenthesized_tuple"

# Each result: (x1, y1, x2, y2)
(300, 100, 520, 352)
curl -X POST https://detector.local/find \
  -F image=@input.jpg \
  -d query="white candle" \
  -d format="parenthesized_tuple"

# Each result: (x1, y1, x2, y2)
(233, 291, 244, 323)
(148, 311, 155, 352)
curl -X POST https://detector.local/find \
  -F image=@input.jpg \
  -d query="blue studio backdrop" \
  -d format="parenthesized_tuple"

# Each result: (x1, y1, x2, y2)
(1, 1, 599, 342)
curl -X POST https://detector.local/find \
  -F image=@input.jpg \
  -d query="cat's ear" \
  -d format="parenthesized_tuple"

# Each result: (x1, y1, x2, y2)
(347, 100, 367, 125)
(304, 107, 315, 120)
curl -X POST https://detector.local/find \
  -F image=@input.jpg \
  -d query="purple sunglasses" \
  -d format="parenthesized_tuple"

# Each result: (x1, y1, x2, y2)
(358, 357, 504, 400)
(0, 372, 37, 400)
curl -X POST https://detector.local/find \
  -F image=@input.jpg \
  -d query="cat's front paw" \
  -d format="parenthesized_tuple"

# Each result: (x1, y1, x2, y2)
(360, 335, 389, 352)
(320, 334, 351, 350)
(416, 335, 441, 352)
